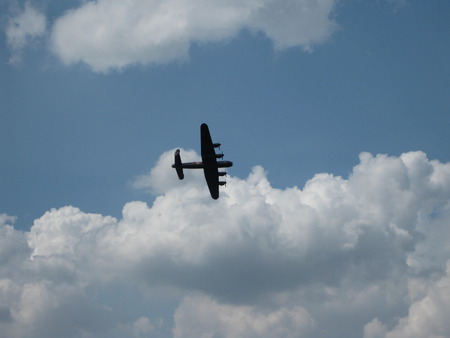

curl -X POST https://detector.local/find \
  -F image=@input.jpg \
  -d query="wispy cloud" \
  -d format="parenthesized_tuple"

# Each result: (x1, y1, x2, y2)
(5, 2, 46, 65)
(1, 150, 450, 336)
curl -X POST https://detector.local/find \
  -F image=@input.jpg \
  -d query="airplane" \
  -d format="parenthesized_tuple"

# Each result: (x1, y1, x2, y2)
(172, 123, 233, 199)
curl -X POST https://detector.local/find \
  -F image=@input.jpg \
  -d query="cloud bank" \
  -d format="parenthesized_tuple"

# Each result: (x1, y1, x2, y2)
(1, 150, 450, 337)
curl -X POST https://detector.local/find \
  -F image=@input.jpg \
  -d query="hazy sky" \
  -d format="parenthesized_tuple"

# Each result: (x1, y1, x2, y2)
(1, 1, 450, 337)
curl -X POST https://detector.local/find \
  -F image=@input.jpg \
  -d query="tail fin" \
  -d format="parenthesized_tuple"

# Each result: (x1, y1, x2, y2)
(172, 149, 184, 180)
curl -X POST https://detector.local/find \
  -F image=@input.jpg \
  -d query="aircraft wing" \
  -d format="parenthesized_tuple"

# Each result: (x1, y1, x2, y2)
(201, 123, 220, 199)
(204, 166, 220, 199)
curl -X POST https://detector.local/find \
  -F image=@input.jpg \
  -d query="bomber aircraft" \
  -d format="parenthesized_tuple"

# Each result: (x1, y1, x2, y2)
(172, 123, 233, 199)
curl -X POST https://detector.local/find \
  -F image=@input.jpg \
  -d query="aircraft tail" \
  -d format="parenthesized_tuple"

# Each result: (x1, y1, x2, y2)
(172, 149, 184, 180)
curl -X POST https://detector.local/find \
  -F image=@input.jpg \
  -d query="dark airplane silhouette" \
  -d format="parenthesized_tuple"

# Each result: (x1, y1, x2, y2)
(172, 123, 233, 199)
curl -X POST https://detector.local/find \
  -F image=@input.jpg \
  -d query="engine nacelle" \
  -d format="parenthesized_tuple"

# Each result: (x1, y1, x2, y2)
(219, 181, 226, 186)
(213, 143, 221, 148)
(216, 153, 224, 159)
(218, 171, 227, 177)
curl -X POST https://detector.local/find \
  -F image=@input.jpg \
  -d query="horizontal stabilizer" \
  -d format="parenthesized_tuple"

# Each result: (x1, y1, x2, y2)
(172, 149, 184, 180)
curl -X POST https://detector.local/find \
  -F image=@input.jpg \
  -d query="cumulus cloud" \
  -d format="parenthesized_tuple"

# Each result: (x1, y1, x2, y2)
(49, 0, 339, 72)
(383, 262, 450, 338)
(1, 150, 450, 337)
(173, 294, 316, 337)
(364, 263, 450, 338)
(5, 2, 47, 64)
(131, 148, 204, 195)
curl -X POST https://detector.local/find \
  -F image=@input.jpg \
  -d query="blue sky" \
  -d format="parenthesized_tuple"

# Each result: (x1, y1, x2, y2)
(1, 1, 450, 337)
(2, 0, 449, 227)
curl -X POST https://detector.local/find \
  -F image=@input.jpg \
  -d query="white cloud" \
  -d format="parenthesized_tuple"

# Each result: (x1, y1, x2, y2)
(1, 151, 450, 337)
(132, 316, 160, 336)
(49, 0, 339, 72)
(364, 318, 387, 338)
(382, 262, 450, 338)
(0, 214, 29, 277)
(131, 148, 204, 195)
(5, 2, 47, 64)
(173, 294, 316, 338)
(27, 206, 117, 259)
